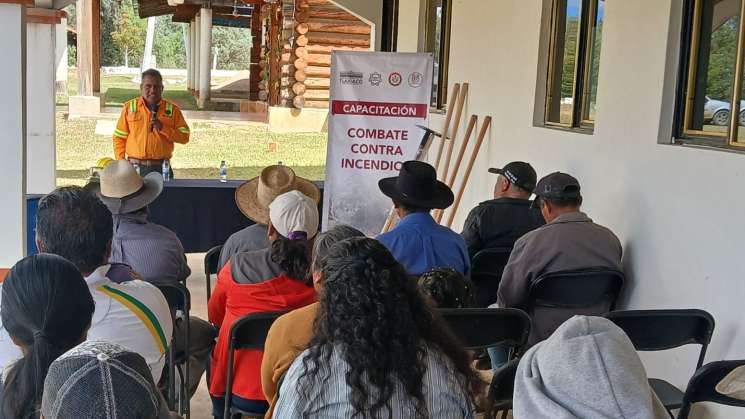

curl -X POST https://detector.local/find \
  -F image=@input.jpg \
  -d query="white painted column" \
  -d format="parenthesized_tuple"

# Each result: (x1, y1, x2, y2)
(0, 3, 27, 266)
(194, 14, 200, 97)
(54, 17, 68, 95)
(26, 22, 56, 195)
(198, 8, 212, 108)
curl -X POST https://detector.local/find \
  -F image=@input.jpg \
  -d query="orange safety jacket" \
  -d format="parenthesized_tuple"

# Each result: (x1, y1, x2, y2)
(113, 97, 190, 160)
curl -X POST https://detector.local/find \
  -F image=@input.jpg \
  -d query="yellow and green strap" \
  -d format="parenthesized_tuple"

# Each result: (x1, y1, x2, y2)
(129, 100, 138, 114)
(165, 102, 174, 117)
(99, 285, 168, 354)
(113, 128, 129, 138)
(177, 126, 189, 134)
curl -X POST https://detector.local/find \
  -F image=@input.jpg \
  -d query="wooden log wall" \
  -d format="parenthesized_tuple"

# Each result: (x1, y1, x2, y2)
(289, 0, 372, 109)
(249, 9, 262, 101)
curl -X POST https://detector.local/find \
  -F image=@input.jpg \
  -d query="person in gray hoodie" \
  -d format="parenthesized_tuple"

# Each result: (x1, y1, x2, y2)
(513, 316, 668, 419)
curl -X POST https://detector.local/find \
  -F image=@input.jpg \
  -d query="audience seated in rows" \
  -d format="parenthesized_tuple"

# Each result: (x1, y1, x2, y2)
(0, 186, 174, 383)
(273, 237, 483, 418)
(418, 267, 474, 309)
(0, 254, 95, 419)
(513, 316, 667, 419)
(219, 165, 320, 270)
(42, 341, 178, 419)
(461, 161, 544, 259)
(377, 161, 470, 276)
(92, 160, 191, 286)
(261, 225, 366, 417)
(208, 190, 318, 417)
(497, 172, 622, 341)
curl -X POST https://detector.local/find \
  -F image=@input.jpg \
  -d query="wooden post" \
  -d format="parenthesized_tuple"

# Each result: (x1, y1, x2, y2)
(440, 82, 468, 181)
(91, 0, 100, 93)
(433, 83, 460, 173)
(447, 115, 477, 188)
(76, 0, 93, 96)
(445, 116, 492, 228)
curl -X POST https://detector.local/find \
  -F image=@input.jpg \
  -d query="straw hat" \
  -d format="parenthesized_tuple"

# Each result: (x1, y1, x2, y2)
(235, 165, 320, 225)
(88, 160, 163, 215)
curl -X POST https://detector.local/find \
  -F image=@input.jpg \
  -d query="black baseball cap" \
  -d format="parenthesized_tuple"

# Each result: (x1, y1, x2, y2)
(488, 161, 537, 192)
(533, 172, 581, 200)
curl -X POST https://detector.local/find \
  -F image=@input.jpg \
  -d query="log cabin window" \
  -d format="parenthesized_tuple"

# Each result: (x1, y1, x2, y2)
(424, 0, 452, 109)
(675, 0, 745, 150)
(544, 0, 604, 129)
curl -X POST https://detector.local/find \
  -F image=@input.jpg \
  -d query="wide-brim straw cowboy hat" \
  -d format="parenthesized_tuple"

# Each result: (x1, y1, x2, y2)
(88, 160, 164, 215)
(378, 160, 454, 210)
(235, 165, 321, 225)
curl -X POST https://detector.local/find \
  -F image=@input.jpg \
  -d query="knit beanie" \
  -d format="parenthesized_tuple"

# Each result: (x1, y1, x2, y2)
(41, 341, 160, 419)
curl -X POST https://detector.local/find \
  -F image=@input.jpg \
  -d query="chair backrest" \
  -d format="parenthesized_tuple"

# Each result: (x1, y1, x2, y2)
(228, 311, 287, 351)
(605, 309, 715, 369)
(528, 267, 624, 310)
(487, 358, 520, 414)
(677, 360, 745, 419)
(204, 245, 223, 277)
(156, 283, 191, 313)
(440, 308, 531, 352)
(471, 247, 513, 307)
(526, 267, 624, 343)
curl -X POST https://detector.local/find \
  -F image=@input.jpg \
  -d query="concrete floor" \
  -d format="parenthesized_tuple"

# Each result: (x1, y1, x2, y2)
(185, 252, 215, 419)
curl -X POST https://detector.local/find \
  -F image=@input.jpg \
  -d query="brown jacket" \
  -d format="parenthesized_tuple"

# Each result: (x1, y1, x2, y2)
(260, 302, 319, 418)
(497, 212, 622, 342)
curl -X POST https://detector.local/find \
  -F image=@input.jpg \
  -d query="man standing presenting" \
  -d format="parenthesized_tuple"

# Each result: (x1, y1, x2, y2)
(112, 69, 190, 176)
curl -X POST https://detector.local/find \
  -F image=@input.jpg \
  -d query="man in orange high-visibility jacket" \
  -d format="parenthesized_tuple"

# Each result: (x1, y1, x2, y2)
(113, 68, 190, 177)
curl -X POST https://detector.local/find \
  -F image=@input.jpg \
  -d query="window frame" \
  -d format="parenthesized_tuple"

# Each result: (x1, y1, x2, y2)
(543, 0, 602, 131)
(424, 0, 452, 110)
(675, 0, 745, 150)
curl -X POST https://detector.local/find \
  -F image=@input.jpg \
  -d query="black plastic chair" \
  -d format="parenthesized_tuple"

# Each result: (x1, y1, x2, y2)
(223, 311, 286, 419)
(677, 360, 745, 419)
(605, 309, 715, 415)
(486, 358, 520, 419)
(156, 283, 191, 418)
(527, 267, 624, 343)
(440, 308, 530, 419)
(204, 245, 222, 301)
(471, 247, 513, 307)
(440, 308, 531, 352)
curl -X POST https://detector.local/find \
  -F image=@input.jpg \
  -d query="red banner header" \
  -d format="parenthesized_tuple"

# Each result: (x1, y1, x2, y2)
(331, 100, 428, 118)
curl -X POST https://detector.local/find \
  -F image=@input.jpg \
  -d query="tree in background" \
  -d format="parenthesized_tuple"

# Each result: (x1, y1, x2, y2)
(212, 26, 252, 70)
(154, 16, 186, 68)
(706, 17, 738, 101)
(111, 0, 145, 67)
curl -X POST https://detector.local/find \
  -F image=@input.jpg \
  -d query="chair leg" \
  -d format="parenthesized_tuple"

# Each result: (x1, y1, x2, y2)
(667, 409, 676, 419)
(206, 274, 211, 301)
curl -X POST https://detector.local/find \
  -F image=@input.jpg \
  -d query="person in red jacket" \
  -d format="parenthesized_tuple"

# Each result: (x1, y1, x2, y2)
(208, 190, 318, 417)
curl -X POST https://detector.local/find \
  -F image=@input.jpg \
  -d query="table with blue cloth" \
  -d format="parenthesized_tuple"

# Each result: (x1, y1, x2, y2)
(148, 179, 323, 253)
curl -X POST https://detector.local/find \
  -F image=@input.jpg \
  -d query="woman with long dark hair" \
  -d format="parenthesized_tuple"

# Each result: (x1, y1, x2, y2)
(1, 254, 95, 419)
(274, 237, 484, 418)
(208, 191, 318, 417)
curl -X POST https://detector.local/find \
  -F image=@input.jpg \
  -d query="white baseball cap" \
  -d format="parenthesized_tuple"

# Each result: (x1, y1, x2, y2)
(268, 190, 319, 240)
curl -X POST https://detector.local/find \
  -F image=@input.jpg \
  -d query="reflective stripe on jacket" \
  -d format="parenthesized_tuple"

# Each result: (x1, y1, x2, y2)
(113, 97, 190, 160)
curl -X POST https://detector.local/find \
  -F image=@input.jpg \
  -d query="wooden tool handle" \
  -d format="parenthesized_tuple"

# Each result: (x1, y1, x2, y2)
(446, 116, 492, 228)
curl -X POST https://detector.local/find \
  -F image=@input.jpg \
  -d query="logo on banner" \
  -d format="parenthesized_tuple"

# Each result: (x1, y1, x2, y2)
(369, 72, 383, 86)
(408, 72, 424, 88)
(340, 71, 364, 85)
(388, 72, 403, 87)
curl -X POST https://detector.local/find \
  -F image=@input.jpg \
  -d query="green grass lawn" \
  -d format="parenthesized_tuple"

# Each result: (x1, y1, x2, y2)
(56, 114, 328, 186)
(59, 71, 233, 110)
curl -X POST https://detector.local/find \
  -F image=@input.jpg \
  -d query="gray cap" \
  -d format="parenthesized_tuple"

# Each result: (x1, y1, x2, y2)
(533, 172, 581, 200)
(42, 341, 160, 419)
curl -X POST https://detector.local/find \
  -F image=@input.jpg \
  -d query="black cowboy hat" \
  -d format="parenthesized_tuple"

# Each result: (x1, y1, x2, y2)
(378, 161, 454, 210)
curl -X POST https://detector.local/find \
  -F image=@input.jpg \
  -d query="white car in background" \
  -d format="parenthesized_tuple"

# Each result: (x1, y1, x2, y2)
(704, 96, 745, 126)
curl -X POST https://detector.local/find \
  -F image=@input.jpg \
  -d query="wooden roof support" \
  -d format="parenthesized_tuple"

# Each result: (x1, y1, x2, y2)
(76, 0, 101, 95)
(26, 8, 67, 25)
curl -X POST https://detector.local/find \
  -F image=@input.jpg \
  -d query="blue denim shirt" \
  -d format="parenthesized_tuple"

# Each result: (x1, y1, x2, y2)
(377, 212, 470, 276)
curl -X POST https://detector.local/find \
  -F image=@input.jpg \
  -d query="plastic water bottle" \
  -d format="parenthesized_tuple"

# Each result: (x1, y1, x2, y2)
(162, 159, 170, 182)
(132, 162, 141, 176)
(219, 161, 228, 183)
